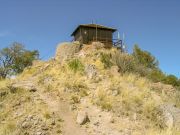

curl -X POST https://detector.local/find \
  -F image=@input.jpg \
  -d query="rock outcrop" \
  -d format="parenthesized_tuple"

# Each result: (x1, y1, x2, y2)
(76, 111, 90, 125)
(158, 104, 180, 130)
(55, 42, 82, 63)
(10, 81, 37, 92)
(85, 64, 97, 79)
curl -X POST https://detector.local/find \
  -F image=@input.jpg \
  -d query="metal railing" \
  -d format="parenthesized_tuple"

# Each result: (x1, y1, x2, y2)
(72, 37, 123, 49)
(92, 37, 122, 47)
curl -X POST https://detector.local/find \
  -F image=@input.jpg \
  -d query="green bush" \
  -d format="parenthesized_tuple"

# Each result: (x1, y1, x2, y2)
(100, 51, 149, 76)
(163, 75, 179, 86)
(133, 64, 149, 77)
(148, 69, 166, 82)
(68, 59, 84, 73)
(131, 45, 180, 87)
(100, 53, 112, 68)
(133, 45, 158, 69)
(100, 46, 180, 88)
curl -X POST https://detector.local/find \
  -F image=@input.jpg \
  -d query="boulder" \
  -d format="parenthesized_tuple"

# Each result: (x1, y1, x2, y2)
(110, 66, 119, 76)
(151, 82, 175, 94)
(22, 121, 31, 129)
(55, 42, 82, 63)
(36, 132, 43, 135)
(76, 111, 90, 125)
(91, 42, 105, 49)
(10, 81, 37, 92)
(85, 64, 97, 79)
(158, 104, 180, 130)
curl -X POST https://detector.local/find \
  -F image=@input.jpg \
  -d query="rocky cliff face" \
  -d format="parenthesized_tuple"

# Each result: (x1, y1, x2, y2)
(0, 42, 180, 135)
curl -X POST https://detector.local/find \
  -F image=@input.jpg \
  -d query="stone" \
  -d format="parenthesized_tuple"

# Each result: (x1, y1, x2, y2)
(93, 121, 100, 126)
(112, 90, 119, 96)
(110, 66, 119, 76)
(85, 64, 97, 79)
(133, 113, 137, 121)
(55, 42, 81, 63)
(51, 120, 56, 126)
(36, 131, 42, 135)
(151, 82, 175, 95)
(70, 104, 77, 111)
(27, 115, 33, 120)
(76, 111, 90, 125)
(91, 42, 105, 49)
(110, 118, 115, 123)
(10, 82, 37, 92)
(41, 124, 49, 131)
(158, 104, 180, 129)
(34, 121, 39, 125)
(22, 122, 30, 128)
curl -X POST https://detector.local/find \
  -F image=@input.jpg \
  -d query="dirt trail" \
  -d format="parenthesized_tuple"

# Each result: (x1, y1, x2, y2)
(14, 78, 88, 135)
(36, 85, 88, 135)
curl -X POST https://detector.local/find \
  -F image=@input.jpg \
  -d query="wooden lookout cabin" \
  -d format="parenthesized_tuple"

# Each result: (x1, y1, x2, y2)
(71, 24, 121, 48)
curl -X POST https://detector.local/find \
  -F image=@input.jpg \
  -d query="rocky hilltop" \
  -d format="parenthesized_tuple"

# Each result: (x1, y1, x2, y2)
(0, 42, 180, 135)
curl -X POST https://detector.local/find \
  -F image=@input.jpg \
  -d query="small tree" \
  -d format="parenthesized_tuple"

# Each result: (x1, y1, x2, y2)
(133, 45, 159, 69)
(0, 46, 14, 78)
(148, 69, 166, 82)
(0, 42, 39, 78)
(164, 75, 179, 86)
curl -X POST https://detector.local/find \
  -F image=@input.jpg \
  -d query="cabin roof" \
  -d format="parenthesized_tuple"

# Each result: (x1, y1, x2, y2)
(71, 24, 117, 36)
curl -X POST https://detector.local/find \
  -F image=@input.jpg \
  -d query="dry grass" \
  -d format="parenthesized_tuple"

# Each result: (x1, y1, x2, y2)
(0, 79, 55, 134)
(147, 128, 180, 135)
(68, 59, 84, 73)
(1, 44, 179, 134)
(94, 88, 113, 111)
(0, 121, 16, 135)
(43, 110, 51, 119)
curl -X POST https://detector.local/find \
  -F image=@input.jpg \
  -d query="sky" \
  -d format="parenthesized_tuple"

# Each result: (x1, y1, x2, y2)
(0, 0, 179, 77)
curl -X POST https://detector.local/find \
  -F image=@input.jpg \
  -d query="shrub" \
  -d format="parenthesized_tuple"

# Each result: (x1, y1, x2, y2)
(68, 59, 84, 73)
(43, 111, 51, 119)
(95, 89, 113, 111)
(148, 69, 166, 82)
(100, 50, 149, 76)
(142, 100, 162, 127)
(133, 45, 158, 69)
(131, 45, 180, 87)
(100, 53, 112, 68)
(133, 64, 149, 77)
(0, 121, 16, 135)
(163, 74, 179, 86)
(71, 95, 80, 104)
(176, 94, 180, 109)
(64, 80, 88, 97)
(111, 52, 135, 73)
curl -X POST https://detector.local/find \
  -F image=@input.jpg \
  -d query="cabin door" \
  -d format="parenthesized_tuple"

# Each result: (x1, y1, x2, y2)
(83, 30, 88, 44)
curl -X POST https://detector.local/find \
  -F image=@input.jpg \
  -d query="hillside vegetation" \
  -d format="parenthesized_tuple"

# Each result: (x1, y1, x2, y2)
(0, 42, 180, 135)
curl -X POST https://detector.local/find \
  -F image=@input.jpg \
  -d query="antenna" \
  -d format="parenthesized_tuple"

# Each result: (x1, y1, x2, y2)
(122, 33, 127, 52)
(117, 31, 120, 39)
(116, 31, 121, 48)
(96, 20, 97, 41)
(122, 33, 125, 43)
